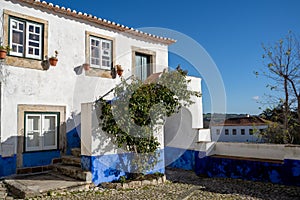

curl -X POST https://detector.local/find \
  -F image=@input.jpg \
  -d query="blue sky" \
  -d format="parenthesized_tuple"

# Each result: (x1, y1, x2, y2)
(49, 0, 300, 114)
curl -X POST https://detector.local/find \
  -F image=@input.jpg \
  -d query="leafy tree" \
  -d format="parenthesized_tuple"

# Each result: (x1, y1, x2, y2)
(97, 66, 201, 175)
(258, 31, 300, 143)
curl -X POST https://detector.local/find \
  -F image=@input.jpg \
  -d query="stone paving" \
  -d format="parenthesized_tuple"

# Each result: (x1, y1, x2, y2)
(3, 168, 300, 199)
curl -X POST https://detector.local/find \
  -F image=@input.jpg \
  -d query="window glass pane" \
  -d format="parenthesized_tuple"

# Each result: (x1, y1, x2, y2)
(28, 47, 33, 54)
(26, 132, 40, 148)
(29, 25, 34, 32)
(34, 49, 39, 55)
(18, 46, 23, 53)
(91, 46, 100, 58)
(19, 23, 24, 31)
(29, 41, 39, 47)
(43, 116, 56, 147)
(12, 30, 23, 44)
(225, 129, 229, 135)
(29, 33, 40, 41)
(12, 21, 17, 29)
(232, 129, 237, 135)
(35, 26, 40, 34)
(26, 116, 40, 148)
(44, 131, 56, 146)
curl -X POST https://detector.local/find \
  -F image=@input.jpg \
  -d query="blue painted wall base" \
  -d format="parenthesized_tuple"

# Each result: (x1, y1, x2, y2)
(66, 126, 81, 155)
(165, 146, 205, 170)
(195, 156, 300, 186)
(23, 150, 61, 167)
(82, 150, 165, 185)
(0, 154, 16, 177)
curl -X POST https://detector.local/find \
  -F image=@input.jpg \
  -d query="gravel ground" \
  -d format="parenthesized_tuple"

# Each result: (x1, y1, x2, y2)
(20, 168, 300, 200)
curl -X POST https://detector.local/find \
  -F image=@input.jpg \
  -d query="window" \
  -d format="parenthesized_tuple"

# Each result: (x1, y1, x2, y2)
(259, 129, 264, 133)
(241, 129, 245, 135)
(249, 129, 253, 135)
(9, 17, 43, 60)
(232, 129, 237, 135)
(216, 129, 220, 135)
(225, 129, 229, 135)
(135, 53, 151, 81)
(24, 112, 59, 151)
(90, 36, 112, 70)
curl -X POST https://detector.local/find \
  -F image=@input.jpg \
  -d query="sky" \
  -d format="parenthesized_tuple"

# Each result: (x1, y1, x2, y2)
(48, 0, 300, 115)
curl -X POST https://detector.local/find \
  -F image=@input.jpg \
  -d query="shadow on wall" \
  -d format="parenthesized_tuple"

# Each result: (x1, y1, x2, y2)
(164, 107, 199, 170)
(0, 136, 18, 177)
(65, 112, 81, 155)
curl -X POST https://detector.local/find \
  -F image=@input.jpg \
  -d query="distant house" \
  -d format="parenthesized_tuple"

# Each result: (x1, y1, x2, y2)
(211, 116, 268, 142)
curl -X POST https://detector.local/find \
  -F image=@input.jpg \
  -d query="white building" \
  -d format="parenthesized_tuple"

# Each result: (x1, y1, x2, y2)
(211, 116, 268, 142)
(0, 0, 176, 178)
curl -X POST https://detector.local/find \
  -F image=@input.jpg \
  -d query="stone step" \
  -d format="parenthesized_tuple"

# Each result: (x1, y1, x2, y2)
(61, 155, 81, 167)
(0, 181, 8, 199)
(71, 148, 81, 157)
(52, 164, 92, 183)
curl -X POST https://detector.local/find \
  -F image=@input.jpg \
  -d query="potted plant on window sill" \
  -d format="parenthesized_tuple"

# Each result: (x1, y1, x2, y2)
(0, 45, 10, 59)
(49, 50, 58, 66)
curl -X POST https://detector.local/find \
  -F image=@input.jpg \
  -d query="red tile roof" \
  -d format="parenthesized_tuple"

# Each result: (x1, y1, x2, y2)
(16, 0, 176, 45)
(214, 116, 269, 126)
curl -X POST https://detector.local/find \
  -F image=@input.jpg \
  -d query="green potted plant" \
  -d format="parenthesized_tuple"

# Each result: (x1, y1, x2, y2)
(0, 45, 10, 59)
(49, 50, 58, 66)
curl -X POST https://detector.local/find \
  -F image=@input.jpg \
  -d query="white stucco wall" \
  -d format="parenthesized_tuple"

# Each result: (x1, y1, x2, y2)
(164, 76, 203, 150)
(211, 125, 268, 142)
(209, 142, 286, 160)
(0, 1, 169, 155)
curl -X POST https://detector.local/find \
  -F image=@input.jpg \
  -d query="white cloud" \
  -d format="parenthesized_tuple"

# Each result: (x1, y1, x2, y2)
(252, 96, 259, 101)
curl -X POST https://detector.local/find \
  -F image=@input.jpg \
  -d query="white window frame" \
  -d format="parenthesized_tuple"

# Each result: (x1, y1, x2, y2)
(89, 36, 112, 70)
(25, 112, 59, 152)
(9, 17, 43, 60)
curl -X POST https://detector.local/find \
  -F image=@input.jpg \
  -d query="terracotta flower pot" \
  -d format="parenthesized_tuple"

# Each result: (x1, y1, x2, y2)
(0, 50, 7, 59)
(49, 57, 58, 66)
(117, 70, 123, 76)
(83, 63, 90, 71)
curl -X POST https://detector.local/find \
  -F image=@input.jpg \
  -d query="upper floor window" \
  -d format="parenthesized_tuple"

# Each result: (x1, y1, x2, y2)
(249, 129, 254, 135)
(225, 129, 229, 135)
(90, 36, 112, 70)
(241, 129, 245, 135)
(232, 129, 237, 135)
(9, 17, 43, 60)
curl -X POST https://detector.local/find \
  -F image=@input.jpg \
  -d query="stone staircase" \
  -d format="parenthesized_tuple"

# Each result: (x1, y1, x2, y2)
(0, 181, 8, 199)
(52, 148, 92, 183)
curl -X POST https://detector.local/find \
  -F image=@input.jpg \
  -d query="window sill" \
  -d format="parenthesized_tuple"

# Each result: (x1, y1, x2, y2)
(5, 55, 44, 70)
(85, 67, 113, 78)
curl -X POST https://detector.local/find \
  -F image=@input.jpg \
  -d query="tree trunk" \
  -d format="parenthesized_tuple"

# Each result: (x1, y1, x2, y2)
(298, 96, 300, 125)
(283, 79, 289, 143)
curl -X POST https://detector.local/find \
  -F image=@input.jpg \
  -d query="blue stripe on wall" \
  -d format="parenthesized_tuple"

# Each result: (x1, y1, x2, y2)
(81, 150, 165, 185)
(165, 146, 205, 170)
(22, 150, 60, 168)
(195, 156, 300, 186)
(0, 154, 16, 177)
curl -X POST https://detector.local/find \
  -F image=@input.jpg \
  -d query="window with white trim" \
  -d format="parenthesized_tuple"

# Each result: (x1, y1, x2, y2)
(90, 36, 112, 70)
(9, 17, 43, 60)
(25, 112, 59, 152)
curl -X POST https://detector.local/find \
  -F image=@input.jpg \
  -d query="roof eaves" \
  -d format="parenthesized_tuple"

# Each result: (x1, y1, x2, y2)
(19, 0, 176, 45)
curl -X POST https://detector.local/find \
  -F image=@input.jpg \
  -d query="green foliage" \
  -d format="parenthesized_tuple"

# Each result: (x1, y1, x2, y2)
(259, 105, 300, 144)
(96, 66, 201, 173)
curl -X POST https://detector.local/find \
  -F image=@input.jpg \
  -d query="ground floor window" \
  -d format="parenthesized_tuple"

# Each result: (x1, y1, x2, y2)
(24, 112, 59, 152)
